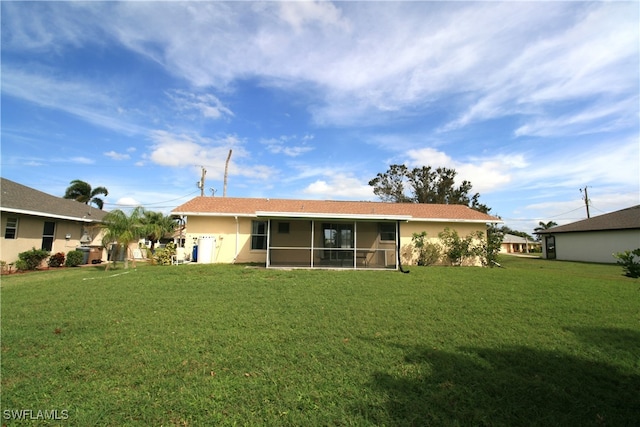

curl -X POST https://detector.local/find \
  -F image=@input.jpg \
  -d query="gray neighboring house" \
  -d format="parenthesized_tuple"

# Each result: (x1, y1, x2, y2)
(1, 177, 108, 266)
(536, 205, 640, 263)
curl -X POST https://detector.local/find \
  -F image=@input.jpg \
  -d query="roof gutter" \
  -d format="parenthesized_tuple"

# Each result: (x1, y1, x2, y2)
(255, 211, 413, 221)
(0, 207, 102, 223)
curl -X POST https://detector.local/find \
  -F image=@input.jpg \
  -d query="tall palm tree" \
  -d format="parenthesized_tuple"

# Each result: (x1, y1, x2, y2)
(63, 179, 109, 209)
(139, 209, 178, 251)
(101, 207, 144, 270)
(534, 220, 558, 233)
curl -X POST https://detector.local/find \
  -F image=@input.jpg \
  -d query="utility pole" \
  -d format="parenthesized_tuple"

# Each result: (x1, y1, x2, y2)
(223, 149, 232, 197)
(197, 166, 207, 197)
(584, 187, 590, 218)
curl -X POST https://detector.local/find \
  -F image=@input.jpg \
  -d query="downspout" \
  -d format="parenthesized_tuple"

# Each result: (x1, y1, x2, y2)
(397, 220, 410, 274)
(233, 216, 239, 263)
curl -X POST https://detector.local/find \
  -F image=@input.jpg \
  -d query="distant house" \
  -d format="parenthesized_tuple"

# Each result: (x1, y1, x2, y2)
(500, 233, 540, 254)
(171, 196, 502, 269)
(0, 178, 107, 266)
(536, 205, 640, 263)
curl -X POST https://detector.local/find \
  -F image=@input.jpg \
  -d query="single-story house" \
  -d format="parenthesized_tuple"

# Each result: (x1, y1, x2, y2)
(0, 177, 107, 267)
(500, 233, 540, 254)
(171, 196, 502, 269)
(536, 205, 640, 263)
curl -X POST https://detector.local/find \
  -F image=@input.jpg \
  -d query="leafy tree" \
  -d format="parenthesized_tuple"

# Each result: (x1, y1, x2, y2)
(499, 226, 534, 241)
(63, 179, 109, 210)
(369, 164, 490, 213)
(484, 224, 505, 267)
(101, 207, 145, 270)
(139, 209, 178, 251)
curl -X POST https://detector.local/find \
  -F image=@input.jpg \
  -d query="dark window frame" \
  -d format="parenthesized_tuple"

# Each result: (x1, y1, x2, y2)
(379, 223, 396, 241)
(251, 220, 268, 250)
(42, 221, 55, 251)
(277, 222, 290, 234)
(4, 217, 18, 239)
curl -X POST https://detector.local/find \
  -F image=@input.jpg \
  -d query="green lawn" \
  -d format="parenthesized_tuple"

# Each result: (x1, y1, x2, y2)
(1, 257, 639, 426)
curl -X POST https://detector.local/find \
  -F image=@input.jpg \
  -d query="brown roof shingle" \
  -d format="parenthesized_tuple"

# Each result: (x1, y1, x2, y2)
(1, 177, 107, 222)
(536, 205, 640, 234)
(172, 196, 501, 223)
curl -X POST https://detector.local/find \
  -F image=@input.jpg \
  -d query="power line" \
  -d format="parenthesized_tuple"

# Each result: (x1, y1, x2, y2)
(102, 190, 199, 209)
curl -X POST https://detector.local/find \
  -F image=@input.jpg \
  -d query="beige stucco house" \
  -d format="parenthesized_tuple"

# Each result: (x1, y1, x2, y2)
(536, 205, 640, 263)
(1, 178, 107, 267)
(500, 233, 540, 254)
(172, 196, 501, 269)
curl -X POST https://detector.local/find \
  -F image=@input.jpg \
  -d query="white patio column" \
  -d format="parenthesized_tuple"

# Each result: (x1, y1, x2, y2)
(266, 219, 271, 268)
(310, 220, 315, 268)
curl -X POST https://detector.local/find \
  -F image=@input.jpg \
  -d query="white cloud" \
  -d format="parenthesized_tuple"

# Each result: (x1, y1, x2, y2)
(405, 147, 526, 194)
(278, 1, 349, 32)
(70, 157, 95, 165)
(115, 197, 140, 207)
(5, 2, 636, 135)
(302, 173, 373, 200)
(104, 150, 130, 161)
(147, 130, 276, 182)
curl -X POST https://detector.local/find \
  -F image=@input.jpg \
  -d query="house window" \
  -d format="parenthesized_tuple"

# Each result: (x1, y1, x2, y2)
(4, 217, 18, 239)
(380, 223, 396, 241)
(322, 223, 353, 248)
(42, 221, 55, 251)
(251, 220, 268, 250)
(278, 222, 290, 234)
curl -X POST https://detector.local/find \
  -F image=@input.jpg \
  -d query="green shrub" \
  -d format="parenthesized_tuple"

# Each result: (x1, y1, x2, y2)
(613, 248, 640, 278)
(14, 260, 29, 271)
(411, 232, 441, 266)
(48, 252, 66, 268)
(65, 250, 85, 267)
(17, 248, 50, 270)
(438, 228, 484, 266)
(152, 242, 176, 266)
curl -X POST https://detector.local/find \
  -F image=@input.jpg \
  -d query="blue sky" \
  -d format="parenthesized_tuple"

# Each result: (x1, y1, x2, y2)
(2, 1, 638, 234)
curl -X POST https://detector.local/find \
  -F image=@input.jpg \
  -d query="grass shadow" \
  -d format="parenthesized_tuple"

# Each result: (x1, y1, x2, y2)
(358, 331, 640, 426)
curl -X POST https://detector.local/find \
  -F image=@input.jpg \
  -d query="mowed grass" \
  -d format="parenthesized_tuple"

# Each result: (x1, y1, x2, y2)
(1, 257, 639, 426)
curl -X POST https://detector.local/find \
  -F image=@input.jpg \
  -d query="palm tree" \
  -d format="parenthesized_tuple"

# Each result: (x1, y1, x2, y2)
(63, 179, 109, 209)
(534, 220, 558, 233)
(101, 207, 144, 270)
(139, 209, 178, 251)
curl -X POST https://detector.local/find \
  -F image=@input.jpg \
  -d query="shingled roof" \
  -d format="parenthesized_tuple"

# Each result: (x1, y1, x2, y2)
(172, 196, 501, 223)
(0, 177, 107, 222)
(536, 205, 640, 234)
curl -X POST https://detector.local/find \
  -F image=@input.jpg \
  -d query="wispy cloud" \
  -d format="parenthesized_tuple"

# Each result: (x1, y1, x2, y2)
(2, 66, 146, 135)
(167, 90, 234, 120)
(261, 134, 314, 157)
(5, 2, 636, 135)
(104, 151, 130, 161)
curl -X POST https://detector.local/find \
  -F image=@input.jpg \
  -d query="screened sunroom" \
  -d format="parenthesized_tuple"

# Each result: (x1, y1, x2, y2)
(255, 214, 408, 269)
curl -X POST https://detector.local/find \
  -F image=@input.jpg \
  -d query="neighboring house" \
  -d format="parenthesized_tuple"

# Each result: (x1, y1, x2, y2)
(500, 233, 540, 254)
(536, 205, 640, 264)
(0, 178, 107, 266)
(171, 196, 501, 269)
